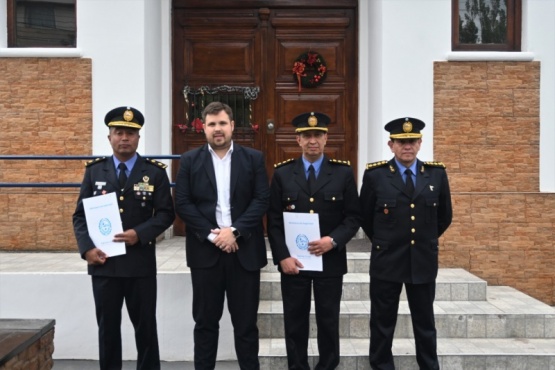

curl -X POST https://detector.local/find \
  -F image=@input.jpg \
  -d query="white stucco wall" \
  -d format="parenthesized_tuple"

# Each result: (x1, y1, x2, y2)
(0, 272, 235, 361)
(526, 0, 555, 191)
(76, 0, 168, 159)
(358, 0, 452, 186)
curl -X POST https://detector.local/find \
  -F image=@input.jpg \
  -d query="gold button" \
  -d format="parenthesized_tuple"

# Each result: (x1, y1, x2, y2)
(287, 197, 290, 201)
(411, 240, 415, 245)
(411, 228, 416, 233)
(332, 197, 336, 201)
(119, 196, 124, 201)
(310, 198, 314, 202)
(410, 204, 415, 208)
(143, 197, 146, 200)
(434, 203, 437, 206)
(411, 216, 415, 221)
(310, 210, 314, 214)
(119, 208, 124, 213)
(376, 245, 380, 250)
(384, 204, 387, 207)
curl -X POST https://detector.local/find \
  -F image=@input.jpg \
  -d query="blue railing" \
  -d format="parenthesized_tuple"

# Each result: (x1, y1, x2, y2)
(0, 155, 181, 188)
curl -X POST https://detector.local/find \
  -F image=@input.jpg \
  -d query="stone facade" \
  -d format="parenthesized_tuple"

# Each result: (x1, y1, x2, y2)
(0, 320, 55, 370)
(434, 61, 554, 305)
(0, 58, 91, 251)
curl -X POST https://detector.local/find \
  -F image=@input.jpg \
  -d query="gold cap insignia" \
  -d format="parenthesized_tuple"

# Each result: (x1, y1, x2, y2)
(308, 113, 318, 127)
(403, 120, 413, 133)
(123, 109, 134, 122)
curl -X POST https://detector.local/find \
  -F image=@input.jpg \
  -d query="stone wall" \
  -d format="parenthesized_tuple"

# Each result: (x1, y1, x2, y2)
(0, 320, 55, 370)
(434, 61, 555, 305)
(0, 58, 91, 251)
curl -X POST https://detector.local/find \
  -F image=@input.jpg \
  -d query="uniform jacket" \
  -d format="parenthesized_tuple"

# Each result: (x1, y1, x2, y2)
(73, 154, 175, 277)
(360, 158, 453, 284)
(267, 156, 362, 277)
(175, 143, 270, 272)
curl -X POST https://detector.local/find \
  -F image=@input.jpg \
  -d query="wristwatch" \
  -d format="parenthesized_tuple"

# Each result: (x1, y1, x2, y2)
(330, 237, 338, 249)
(231, 227, 241, 239)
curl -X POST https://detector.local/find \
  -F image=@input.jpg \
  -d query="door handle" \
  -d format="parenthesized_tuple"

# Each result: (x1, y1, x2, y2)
(267, 119, 275, 134)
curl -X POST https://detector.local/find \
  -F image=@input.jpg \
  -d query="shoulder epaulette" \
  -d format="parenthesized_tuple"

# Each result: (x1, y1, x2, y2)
(85, 157, 107, 167)
(365, 160, 388, 171)
(423, 161, 446, 169)
(274, 158, 295, 168)
(145, 158, 168, 169)
(329, 158, 351, 166)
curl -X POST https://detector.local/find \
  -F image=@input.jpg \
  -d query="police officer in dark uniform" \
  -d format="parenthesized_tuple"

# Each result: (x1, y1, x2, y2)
(73, 106, 175, 370)
(359, 117, 453, 370)
(267, 112, 361, 370)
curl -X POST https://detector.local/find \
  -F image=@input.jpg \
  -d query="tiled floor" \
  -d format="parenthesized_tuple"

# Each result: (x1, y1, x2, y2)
(0, 236, 188, 274)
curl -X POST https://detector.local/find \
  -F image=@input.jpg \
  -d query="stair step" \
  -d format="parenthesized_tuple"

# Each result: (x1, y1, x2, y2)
(260, 268, 488, 302)
(258, 337, 555, 369)
(258, 286, 555, 339)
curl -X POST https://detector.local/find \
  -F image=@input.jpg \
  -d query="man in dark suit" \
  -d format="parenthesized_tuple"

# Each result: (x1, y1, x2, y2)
(359, 117, 453, 370)
(267, 112, 361, 370)
(73, 106, 175, 370)
(175, 101, 270, 370)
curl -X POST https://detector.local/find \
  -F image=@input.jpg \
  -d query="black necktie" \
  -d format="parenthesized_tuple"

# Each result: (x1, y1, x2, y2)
(308, 164, 316, 194)
(118, 163, 128, 189)
(405, 168, 414, 196)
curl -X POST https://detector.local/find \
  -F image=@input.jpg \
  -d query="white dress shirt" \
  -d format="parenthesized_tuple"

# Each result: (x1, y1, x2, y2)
(208, 142, 234, 228)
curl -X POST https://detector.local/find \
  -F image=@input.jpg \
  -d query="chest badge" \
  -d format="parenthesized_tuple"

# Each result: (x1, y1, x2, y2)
(429, 185, 434, 191)
(134, 181, 154, 192)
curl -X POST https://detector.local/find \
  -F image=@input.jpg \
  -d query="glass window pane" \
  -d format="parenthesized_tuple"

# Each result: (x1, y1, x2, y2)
(458, 0, 508, 45)
(12, 0, 76, 47)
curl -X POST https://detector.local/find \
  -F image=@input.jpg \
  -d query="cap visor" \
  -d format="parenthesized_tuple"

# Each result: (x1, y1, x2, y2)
(108, 121, 142, 129)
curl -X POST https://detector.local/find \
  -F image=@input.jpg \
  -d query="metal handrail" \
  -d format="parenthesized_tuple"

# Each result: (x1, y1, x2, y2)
(0, 155, 181, 188)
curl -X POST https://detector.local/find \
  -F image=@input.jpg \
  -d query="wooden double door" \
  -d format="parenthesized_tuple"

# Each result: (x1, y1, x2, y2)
(171, 0, 358, 233)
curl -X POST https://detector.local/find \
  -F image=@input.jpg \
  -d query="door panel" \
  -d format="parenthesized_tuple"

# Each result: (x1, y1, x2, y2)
(172, 0, 358, 235)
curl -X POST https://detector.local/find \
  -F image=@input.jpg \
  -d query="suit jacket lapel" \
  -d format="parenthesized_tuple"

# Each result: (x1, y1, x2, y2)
(201, 144, 217, 192)
(127, 154, 148, 193)
(388, 159, 406, 195)
(293, 159, 311, 195)
(230, 144, 241, 198)
(414, 160, 429, 198)
(106, 157, 119, 190)
(312, 157, 332, 194)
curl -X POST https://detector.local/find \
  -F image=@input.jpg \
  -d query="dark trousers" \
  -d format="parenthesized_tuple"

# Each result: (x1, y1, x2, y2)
(281, 274, 343, 370)
(369, 277, 438, 370)
(92, 275, 160, 370)
(191, 253, 261, 370)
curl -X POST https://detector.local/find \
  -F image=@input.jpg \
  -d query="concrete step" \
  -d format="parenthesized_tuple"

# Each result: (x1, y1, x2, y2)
(260, 268, 488, 302)
(258, 286, 555, 339)
(258, 337, 555, 370)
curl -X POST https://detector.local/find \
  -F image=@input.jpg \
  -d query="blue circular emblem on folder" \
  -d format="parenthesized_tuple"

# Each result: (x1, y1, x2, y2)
(296, 234, 309, 250)
(98, 218, 112, 236)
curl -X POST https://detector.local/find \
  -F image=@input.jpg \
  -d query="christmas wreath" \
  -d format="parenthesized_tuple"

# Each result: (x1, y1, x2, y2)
(292, 51, 327, 92)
